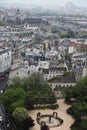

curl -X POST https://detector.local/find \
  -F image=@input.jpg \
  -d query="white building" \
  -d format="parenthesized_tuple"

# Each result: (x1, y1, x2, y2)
(68, 46, 76, 54)
(0, 46, 12, 77)
(82, 67, 87, 78)
(24, 24, 39, 32)
(38, 61, 49, 69)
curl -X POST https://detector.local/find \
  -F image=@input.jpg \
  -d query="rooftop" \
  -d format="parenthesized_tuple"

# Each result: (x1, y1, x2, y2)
(48, 75, 76, 83)
(0, 46, 9, 54)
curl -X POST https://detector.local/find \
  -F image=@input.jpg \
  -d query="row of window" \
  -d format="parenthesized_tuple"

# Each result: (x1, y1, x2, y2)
(51, 84, 73, 88)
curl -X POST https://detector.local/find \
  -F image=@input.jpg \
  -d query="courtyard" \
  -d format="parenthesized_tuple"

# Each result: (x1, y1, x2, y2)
(29, 99, 74, 130)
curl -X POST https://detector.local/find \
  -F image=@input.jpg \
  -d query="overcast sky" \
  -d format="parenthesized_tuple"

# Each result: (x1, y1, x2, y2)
(0, 0, 87, 7)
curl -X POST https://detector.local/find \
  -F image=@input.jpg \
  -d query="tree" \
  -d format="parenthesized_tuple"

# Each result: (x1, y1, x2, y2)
(25, 97, 34, 110)
(80, 120, 87, 130)
(41, 124, 50, 130)
(12, 108, 35, 130)
(1, 72, 57, 113)
(66, 30, 75, 38)
(1, 87, 26, 113)
(20, 77, 28, 90)
(28, 72, 44, 91)
(12, 107, 28, 122)
(0, 88, 15, 109)
(20, 72, 44, 92)
(72, 76, 87, 101)
(64, 76, 87, 103)
(10, 99, 25, 113)
(65, 76, 87, 130)
(60, 30, 75, 38)
(22, 116, 35, 129)
(24, 73, 57, 108)
(11, 76, 21, 88)
(65, 90, 71, 102)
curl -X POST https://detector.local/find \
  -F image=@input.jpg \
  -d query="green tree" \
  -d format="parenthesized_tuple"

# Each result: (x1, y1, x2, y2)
(12, 108, 35, 130)
(0, 88, 15, 108)
(1, 72, 57, 112)
(80, 120, 87, 130)
(66, 30, 75, 38)
(64, 76, 87, 102)
(73, 76, 87, 101)
(12, 107, 28, 122)
(26, 72, 44, 92)
(65, 76, 87, 130)
(65, 90, 71, 102)
(60, 30, 75, 38)
(10, 99, 25, 113)
(11, 76, 21, 88)
(1, 87, 26, 113)
(0, 21, 4, 26)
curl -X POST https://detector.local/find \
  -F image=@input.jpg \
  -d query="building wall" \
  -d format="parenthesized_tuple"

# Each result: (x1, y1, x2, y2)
(82, 67, 87, 78)
(68, 46, 76, 54)
(0, 50, 12, 73)
(44, 72, 64, 80)
(12, 44, 24, 61)
(48, 82, 76, 91)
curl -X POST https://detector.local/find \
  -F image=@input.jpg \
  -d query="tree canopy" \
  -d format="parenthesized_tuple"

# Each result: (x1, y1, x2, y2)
(1, 72, 57, 111)
(0, 87, 26, 112)
(12, 107, 35, 130)
(12, 107, 29, 122)
(64, 76, 87, 130)
(0, 21, 4, 26)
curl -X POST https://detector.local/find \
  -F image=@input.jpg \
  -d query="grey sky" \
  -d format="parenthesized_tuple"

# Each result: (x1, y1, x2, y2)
(0, 0, 87, 7)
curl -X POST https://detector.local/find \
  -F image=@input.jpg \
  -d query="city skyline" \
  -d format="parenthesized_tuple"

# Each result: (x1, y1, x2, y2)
(0, 0, 87, 7)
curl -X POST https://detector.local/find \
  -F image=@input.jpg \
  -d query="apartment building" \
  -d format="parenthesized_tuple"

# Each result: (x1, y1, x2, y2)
(0, 46, 12, 78)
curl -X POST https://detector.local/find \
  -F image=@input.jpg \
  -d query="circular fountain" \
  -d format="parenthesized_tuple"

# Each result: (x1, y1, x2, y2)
(36, 112, 63, 128)
(46, 115, 54, 124)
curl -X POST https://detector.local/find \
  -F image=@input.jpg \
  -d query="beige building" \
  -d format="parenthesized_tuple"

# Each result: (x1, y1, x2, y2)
(48, 76, 76, 98)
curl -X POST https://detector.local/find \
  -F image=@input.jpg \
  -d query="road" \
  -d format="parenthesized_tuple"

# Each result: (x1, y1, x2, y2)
(0, 77, 9, 130)
(0, 77, 8, 92)
(0, 77, 17, 130)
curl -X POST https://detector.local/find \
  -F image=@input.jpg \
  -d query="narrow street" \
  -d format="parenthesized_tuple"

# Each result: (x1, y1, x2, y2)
(0, 77, 17, 130)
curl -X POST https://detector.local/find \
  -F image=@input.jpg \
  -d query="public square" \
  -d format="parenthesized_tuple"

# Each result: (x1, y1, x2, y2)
(29, 99, 74, 130)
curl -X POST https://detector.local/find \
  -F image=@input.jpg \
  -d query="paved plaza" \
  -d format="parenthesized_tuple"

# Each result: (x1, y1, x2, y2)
(29, 99, 74, 130)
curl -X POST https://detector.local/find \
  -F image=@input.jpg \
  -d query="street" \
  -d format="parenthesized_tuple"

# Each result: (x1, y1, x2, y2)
(0, 77, 8, 130)
(0, 77, 17, 130)
(0, 77, 8, 92)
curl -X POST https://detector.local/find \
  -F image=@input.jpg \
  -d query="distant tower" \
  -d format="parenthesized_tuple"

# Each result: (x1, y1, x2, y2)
(16, 8, 20, 14)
